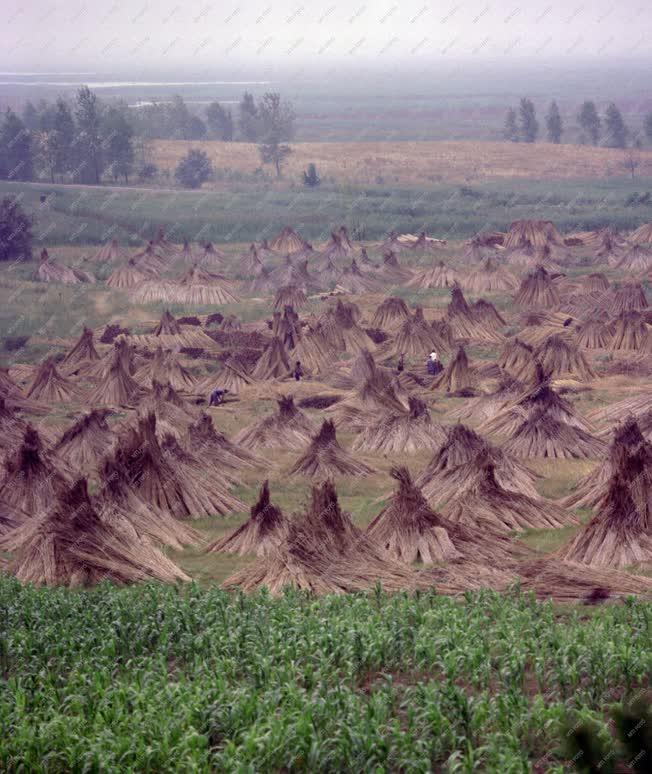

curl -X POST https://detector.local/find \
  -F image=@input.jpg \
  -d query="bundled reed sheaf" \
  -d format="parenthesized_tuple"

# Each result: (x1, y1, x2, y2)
(562, 416, 650, 511)
(106, 259, 152, 289)
(289, 419, 375, 477)
(0, 426, 69, 519)
(630, 221, 652, 245)
(446, 285, 502, 342)
(327, 366, 408, 430)
(322, 300, 377, 354)
(337, 259, 382, 293)
(207, 481, 288, 557)
(497, 338, 537, 382)
(174, 264, 240, 305)
(269, 226, 305, 254)
(368, 467, 526, 568)
(3, 479, 189, 586)
(196, 242, 226, 268)
(573, 317, 612, 350)
(442, 457, 573, 533)
(131, 242, 167, 273)
(583, 273, 610, 293)
(186, 412, 260, 476)
(503, 408, 606, 459)
(503, 219, 564, 249)
(470, 299, 506, 331)
(250, 336, 291, 380)
(432, 345, 476, 394)
(407, 260, 459, 290)
(557, 471, 652, 569)
(534, 334, 595, 381)
(134, 347, 196, 392)
(87, 344, 141, 407)
(223, 479, 414, 595)
(93, 238, 131, 264)
(53, 409, 115, 474)
(292, 323, 337, 374)
(372, 297, 410, 329)
(274, 284, 307, 310)
(63, 327, 100, 368)
(235, 395, 315, 450)
(415, 423, 541, 503)
(447, 376, 523, 424)
(26, 358, 80, 402)
(609, 311, 652, 352)
(602, 283, 649, 316)
(35, 249, 94, 285)
(514, 265, 561, 309)
(615, 244, 652, 272)
(352, 396, 447, 454)
(462, 258, 518, 293)
(378, 251, 413, 284)
(115, 413, 244, 519)
(388, 307, 451, 358)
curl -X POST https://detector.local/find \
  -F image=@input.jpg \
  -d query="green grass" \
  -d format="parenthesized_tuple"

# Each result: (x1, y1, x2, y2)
(1, 578, 650, 772)
(3, 175, 652, 246)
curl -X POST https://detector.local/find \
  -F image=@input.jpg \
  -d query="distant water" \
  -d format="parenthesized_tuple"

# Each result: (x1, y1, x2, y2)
(0, 77, 271, 87)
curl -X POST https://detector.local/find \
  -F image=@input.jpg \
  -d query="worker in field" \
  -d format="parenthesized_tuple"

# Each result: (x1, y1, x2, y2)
(209, 387, 229, 406)
(397, 354, 405, 374)
(293, 360, 304, 381)
(426, 351, 442, 376)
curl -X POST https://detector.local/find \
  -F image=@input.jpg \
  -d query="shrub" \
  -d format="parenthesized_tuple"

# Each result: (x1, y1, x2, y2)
(303, 163, 321, 187)
(175, 149, 212, 189)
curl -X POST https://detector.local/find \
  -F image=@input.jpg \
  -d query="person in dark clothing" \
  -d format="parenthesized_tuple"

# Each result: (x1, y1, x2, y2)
(293, 360, 303, 381)
(426, 351, 442, 376)
(208, 387, 229, 406)
(397, 354, 405, 373)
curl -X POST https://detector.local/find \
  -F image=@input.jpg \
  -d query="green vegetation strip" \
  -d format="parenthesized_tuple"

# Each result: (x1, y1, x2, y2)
(1, 578, 650, 772)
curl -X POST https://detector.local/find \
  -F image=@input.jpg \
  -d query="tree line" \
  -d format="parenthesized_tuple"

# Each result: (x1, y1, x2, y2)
(0, 88, 295, 187)
(504, 98, 652, 148)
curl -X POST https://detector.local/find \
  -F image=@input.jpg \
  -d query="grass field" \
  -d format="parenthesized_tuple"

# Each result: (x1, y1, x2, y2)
(150, 139, 652, 186)
(3, 173, 652, 247)
(1, 578, 650, 772)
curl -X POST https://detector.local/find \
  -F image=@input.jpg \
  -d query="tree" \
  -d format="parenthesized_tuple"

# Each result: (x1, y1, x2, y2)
(303, 163, 320, 187)
(21, 101, 39, 131)
(603, 103, 627, 148)
(503, 108, 518, 142)
(52, 98, 75, 178)
(36, 130, 61, 183)
(578, 101, 601, 145)
(238, 92, 259, 141)
(74, 86, 104, 183)
(257, 93, 296, 177)
(175, 148, 212, 188)
(0, 197, 33, 262)
(645, 113, 652, 144)
(545, 101, 563, 144)
(206, 102, 234, 141)
(518, 98, 538, 143)
(0, 110, 33, 181)
(623, 147, 640, 179)
(102, 105, 135, 183)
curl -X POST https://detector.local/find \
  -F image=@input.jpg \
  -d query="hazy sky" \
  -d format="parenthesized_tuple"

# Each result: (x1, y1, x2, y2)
(1, 1, 651, 76)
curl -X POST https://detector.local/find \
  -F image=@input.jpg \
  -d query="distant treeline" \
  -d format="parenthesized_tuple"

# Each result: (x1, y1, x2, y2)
(0, 89, 292, 186)
(504, 98, 652, 149)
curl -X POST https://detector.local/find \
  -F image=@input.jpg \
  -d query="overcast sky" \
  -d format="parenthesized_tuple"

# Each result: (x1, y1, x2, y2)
(1, 1, 651, 76)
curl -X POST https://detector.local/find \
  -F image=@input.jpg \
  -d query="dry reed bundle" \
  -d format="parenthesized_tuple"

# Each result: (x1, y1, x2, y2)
(235, 395, 316, 450)
(327, 369, 408, 430)
(323, 300, 377, 354)
(269, 226, 305, 253)
(574, 318, 612, 349)
(274, 284, 308, 310)
(514, 265, 561, 309)
(53, 409, 115, 474)
(152, 228, 181, 259)
(136, 380, 198, 440)
(159, 434, 247, 518)
(389, 307, 452, 357)
(372, 297, 410, 329)
(609, 311, 652, 352)
(249, 266, 277, 295)
(503, 219, 564, 249)
(337, 259, 382, 293)
(497, 338, 537, 381)
(589, 394, 652, 433)
(534, 334, 595, 381)
(4, 478, 189, 586)
(292, 323, 337, 374)
(224, 480, 414, 595)
(186, 412, 261, 476)
(106, 259, 152, 289)
(447, 377, 524, 424)
(34, 249, 88, 284)
(407, 260, 459, 290)
(321, 231, 349, 261)
(240, 244, 264, 276)
(432, 346, 476, 393)
(174, 264, 240, 305)
(442, 458, 573, 533)
(129, 277, 179, 303)
(517, 559, 652, 601)
(378, 251, 413, 284)
(87, 345, 142, 407)
(195, 242, 226, 268)
(471, 299, 506, 331)
(289, 419, 375, 477)
(630, 222, 652, 244)
(503, 409, 606, 459)
(207, 481, 287, 557)
(446, 285, 503, 342)
(352, 397, 446, 454)
(26, 358, 80, 402)
(602, 284, 649, 317)
(131, 242, 167, 273)
(0, 426, 69, 519)
(63, 327, 100, 367)
(251, 337, 291, 380)
(134, 347, 197, 392)
(583, 273, 610, 292)
(95, 454, 200, 550)
(462, 257, 518, 293)
(93, 238, 131, 264)
(415, 423, 541, 502)
(616, 245, 652, 272)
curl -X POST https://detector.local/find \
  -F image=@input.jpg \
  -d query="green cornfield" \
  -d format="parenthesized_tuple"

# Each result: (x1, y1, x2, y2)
(1, 578, 650, 772)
